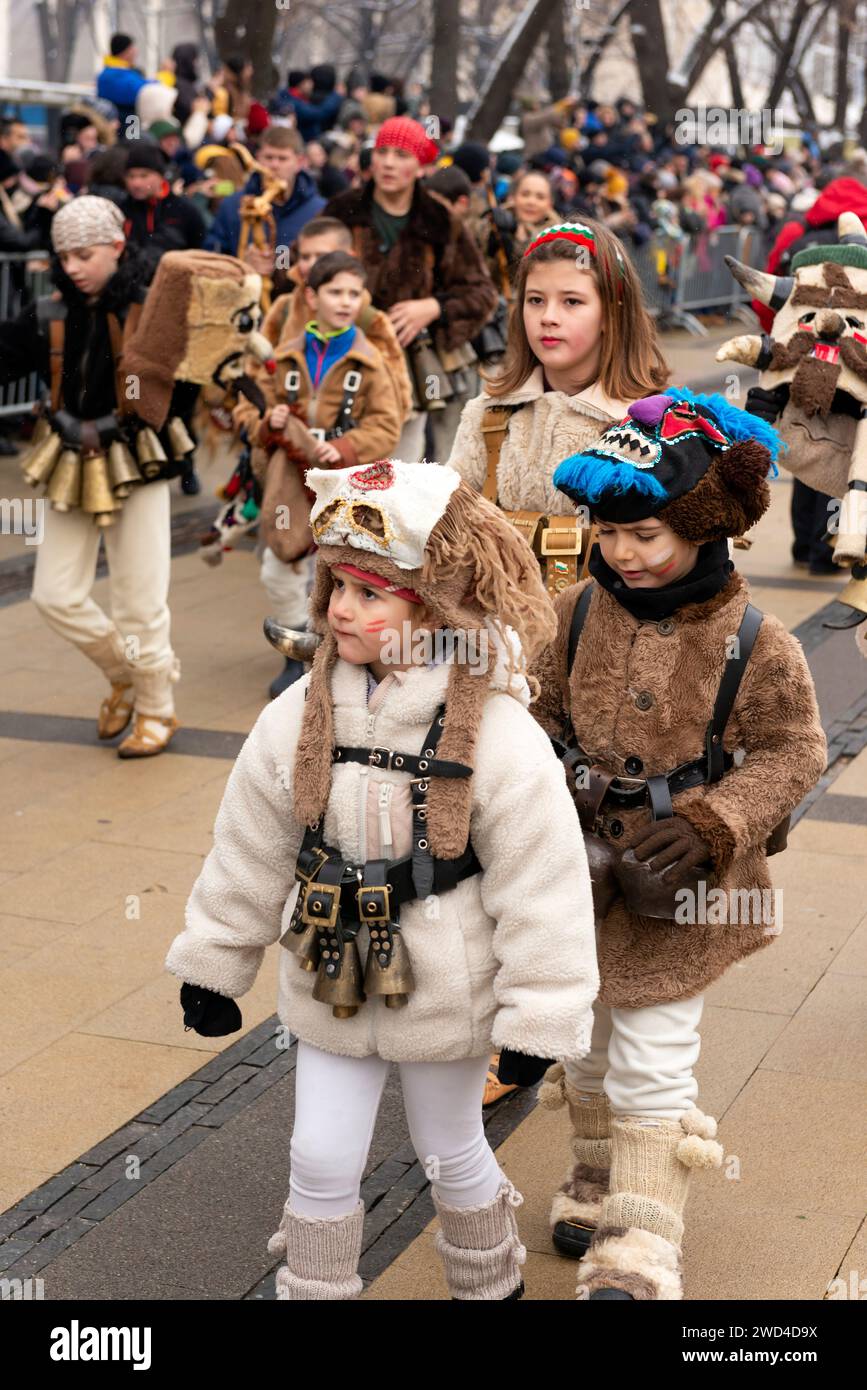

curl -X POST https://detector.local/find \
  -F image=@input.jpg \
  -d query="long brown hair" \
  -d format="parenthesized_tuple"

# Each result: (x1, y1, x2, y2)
(484, 218, 669, 401)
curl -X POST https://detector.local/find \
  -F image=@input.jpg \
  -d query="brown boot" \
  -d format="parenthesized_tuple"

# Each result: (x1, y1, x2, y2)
(117, 659, 180, 759)
(577, 1108, 723, 1301)
(80, 631, 136, 739)
(538, 1063, 610, 1258)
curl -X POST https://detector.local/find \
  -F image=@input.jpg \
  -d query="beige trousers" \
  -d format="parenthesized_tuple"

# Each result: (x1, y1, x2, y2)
(564, 994, 705, 1119)
(30, 481, 178, 716)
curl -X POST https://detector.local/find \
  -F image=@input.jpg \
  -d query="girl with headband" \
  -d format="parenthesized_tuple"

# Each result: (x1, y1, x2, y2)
(447, 217, 668, 1102)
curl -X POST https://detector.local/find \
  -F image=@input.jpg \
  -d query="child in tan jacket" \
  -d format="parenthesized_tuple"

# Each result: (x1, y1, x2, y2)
(235, 248, 405, 697)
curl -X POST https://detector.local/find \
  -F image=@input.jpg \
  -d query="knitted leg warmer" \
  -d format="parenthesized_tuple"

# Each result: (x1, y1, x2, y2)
(433, 1178, 527, 1301)
(267, 1198, 365, 1301)
(539, 1063, 611, 1233)
(577, 1108, 723, 1301)
(80, 629, 135, 685)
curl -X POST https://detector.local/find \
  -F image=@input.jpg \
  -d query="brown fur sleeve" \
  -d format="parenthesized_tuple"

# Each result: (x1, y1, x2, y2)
(528, 580, 590, 738)
(437, 220, 499, 352)
(677, 616, 827, 870)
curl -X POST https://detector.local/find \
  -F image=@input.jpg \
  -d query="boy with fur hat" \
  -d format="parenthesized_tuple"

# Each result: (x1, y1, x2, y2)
(165, 458, 599, 1300)
(527, 389, 826, 1300)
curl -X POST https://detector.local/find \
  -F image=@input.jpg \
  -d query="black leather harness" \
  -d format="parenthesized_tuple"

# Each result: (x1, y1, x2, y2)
(554, 583, 764, 823)
(287, 704, 481, 952)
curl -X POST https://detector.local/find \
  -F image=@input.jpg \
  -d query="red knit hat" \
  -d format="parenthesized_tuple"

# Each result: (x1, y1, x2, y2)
(374, 116, 439, 167)
(246, 102, 270, 136)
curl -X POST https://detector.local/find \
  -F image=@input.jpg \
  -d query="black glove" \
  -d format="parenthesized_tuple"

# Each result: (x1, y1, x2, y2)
(744, 384, 786, 424)
(47, 408, 82, 448)
(496, 1048, 554, 1087)
(180, 982, 242, 1037)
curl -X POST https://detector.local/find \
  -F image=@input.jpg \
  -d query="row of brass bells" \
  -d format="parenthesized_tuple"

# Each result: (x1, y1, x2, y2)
(21, 424, 63, 488)
(46, 449, 82, 512)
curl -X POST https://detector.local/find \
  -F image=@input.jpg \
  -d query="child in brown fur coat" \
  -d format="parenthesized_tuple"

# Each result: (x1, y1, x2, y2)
(528, 388, 826, 1301)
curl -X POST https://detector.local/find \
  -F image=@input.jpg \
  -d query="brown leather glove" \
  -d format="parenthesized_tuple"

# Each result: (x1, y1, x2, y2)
(621, 815, 712, 887)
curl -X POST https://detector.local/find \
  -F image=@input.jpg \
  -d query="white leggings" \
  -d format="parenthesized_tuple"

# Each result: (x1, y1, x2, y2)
(289, 1042, 505, 1218)
(563, 994, 705, 1118)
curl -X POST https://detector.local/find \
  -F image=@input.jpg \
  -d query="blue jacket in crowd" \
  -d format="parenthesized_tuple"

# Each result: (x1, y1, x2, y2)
(203, 169, 325, 256)
(96, 59, 154, 128)
(268, 89, 343, 143)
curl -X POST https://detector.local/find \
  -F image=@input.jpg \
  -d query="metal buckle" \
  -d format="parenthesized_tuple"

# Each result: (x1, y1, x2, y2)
(369, 746, 393, 768)
(300, 881, 341, 929)
(296, 846, 329, 884)
(356, 884, 392, 924)
(540, 526, 582, 556)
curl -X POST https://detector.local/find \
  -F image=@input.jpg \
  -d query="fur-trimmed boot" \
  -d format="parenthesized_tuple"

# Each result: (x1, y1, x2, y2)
(433, 1178, 527, 1300)
(577, 1108, 723, 1301)
(80, 630, 137, 740)
(538, 1063, 610, 1259)
(267, 1198, 365, 1300)
(117, 657, 181, 758)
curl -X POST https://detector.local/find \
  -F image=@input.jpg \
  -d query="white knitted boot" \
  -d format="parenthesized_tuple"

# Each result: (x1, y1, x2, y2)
(577, 1108, 723, 1301)
(539, 1063, 610, 1258)
(433, 1178, 527, 1300)
(267, 1198, 365, 1301)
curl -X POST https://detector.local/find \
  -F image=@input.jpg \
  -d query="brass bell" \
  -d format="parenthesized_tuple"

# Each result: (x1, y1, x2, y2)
(836, 572, 867, 617)
(135, 426, 168, 479)
(312, 927, 365, 1018)
(81, 453, 121, 524)
(363, 924, 415, 1009)
(166, 415, 195, 459)
(107, 440, 142, 497)
(21, 430, 63, 488)
(283, 918, 322, 972)
(46, 450, 82, 511)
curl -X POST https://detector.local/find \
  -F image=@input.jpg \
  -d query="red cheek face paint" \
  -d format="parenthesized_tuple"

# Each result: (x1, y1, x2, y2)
(652, 558, 677, 576)
(364, 620, 387, 632)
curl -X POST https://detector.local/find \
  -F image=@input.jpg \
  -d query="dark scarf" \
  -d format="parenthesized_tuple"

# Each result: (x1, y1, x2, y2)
(587, 538, 734, 620)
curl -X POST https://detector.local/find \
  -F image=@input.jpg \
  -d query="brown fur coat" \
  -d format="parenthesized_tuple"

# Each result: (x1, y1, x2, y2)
(323, 180, 498, 352)
(530, 573, 827, 1008)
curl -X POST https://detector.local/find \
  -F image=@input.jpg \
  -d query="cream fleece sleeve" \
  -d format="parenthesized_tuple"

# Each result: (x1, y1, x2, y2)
(470, 693, 599, 1061)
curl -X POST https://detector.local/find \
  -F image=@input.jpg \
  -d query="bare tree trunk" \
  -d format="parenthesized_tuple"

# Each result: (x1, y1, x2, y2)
(765, 0, 809, 111)
(834, 0, 857, 132)
(579, 0, 633, 96)
(546, 0, 569, 102)
(215, 0, 278, 100)
(723, 33, 744, 110)
(628, 0, 674, 123)
(428, 0, 460, 124)
(473, 0, 500, 89)
(466, 0, 561, 143)
(35, 0, 84, 82)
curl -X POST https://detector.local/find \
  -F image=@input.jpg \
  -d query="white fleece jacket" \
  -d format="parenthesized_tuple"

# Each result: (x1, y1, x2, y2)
(165, 647, 599, 1064)
(447, 368, 635, 516)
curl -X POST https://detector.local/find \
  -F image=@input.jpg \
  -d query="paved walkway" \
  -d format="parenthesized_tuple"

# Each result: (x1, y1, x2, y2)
(0, 332, 865, 1299)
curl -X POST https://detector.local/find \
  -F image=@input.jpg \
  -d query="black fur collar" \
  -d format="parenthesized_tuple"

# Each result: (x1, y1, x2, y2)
(327, 179, 453, 247)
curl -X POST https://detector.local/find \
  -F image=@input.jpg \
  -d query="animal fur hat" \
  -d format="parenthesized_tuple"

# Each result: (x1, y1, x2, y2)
(553, 388, 781, 541)
(293, 458, 557, 859)
(122, 250, 267, 429)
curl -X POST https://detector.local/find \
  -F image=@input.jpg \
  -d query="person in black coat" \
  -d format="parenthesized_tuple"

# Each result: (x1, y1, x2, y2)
(120, 142, 206, 271)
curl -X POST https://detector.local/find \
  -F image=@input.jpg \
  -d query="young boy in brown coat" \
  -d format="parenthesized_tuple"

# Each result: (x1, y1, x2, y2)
(234, 250, 404, 696)
(528, 389, 826, 1301)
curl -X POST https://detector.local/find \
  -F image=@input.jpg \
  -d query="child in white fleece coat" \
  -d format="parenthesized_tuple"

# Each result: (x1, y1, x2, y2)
(165, 458, 598, 1301)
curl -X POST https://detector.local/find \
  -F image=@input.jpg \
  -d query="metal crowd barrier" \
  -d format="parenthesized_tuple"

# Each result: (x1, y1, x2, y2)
(628, 225, 769, 336)
(0, 250, 51, 417)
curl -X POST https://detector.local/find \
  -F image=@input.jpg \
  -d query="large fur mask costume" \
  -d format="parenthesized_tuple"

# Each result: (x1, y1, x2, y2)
(122, 249, 274, 429)
(717, 212, 867, 570)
